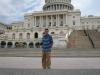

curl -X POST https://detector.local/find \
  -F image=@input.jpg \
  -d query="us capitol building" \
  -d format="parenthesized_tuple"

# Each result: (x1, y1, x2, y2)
(0, 0, 100, 48)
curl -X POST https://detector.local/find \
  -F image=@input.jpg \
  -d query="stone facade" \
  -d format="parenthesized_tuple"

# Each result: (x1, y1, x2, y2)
(0, 0, 100, 48)
(0, 23, 5, 34)
(81, 15, 100, 30)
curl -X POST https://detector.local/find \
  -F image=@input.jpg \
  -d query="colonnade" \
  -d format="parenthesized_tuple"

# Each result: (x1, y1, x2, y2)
(33, 14, 67, 28)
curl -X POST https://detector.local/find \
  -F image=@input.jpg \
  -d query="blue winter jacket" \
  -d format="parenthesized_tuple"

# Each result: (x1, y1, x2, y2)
(42, 34, 53, 52)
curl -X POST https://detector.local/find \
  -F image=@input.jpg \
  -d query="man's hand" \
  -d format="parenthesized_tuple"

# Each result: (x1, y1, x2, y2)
(50, 44, 53, 48)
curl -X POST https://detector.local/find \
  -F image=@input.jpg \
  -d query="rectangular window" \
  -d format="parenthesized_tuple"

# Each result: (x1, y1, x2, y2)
(49, 22, 51, 26)
(60, 21, 63, 26)
(73, 16, 75, 18)
(53, 22, 56, 26)
(36, 25, 39, 27)
(73, 21, 75, 25)
(28, 24, 30, 27)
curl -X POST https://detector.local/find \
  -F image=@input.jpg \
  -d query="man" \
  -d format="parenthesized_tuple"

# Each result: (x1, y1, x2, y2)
(42, 29, 53, 69)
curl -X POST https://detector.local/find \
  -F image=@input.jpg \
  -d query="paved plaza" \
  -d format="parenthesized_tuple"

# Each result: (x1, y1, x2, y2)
(0, 57, 100, 75)
(0, 57, 100, 69)
(0, 48, 100, 75)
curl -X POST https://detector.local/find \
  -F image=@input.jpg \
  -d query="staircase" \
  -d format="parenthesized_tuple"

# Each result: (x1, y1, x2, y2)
(86, 30, 100, 48)
(67, 30, 93, 48)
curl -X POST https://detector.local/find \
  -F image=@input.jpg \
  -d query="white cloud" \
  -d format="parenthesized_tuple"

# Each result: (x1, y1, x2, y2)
(72, 0, 93, 15)
(0, 0, 100, 24)
(72, 0, 100, 16)
(0, 0, 44, 24)
(72, 0, 92, 9)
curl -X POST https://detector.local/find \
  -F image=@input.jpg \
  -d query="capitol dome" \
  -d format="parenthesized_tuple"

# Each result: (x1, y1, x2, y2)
(43, 0, 74, 11)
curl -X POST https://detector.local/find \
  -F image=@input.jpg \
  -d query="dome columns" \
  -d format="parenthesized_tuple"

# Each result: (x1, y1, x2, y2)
(43, 4, 73, 11)
(43, 0, 73, 11)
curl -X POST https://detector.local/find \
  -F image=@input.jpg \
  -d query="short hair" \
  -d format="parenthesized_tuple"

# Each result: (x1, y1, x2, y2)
(45, 28, 49, 30)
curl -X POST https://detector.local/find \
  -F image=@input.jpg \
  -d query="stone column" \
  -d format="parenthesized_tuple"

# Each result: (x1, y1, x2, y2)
(63, 14, 65, 27)
(33, 16, 35, 26)
(51, 5, 53, 11)
(56, 15, 58, 27)
(41, 16, 43, 28)
(34, 16, 35, 26)
(32, 17, 34, 27)
(36, 16, 37, 27)
(0, 41, 1, 48)
(60, 5, 61, 10)
(66, 14, 68, 26)
(63, 14, 66, 27)
(5, 41, 8, 48)
(50, 6, 51, 11)
(34, 16, 36, 27)
(61, 4, 63, 10)
(40, 16, 42, 27)
(51, 15, 53, 28)
(58, 14, 59, 27)
(56, 4, 57, 10)
(63, 5, 64, 9)
(47, 7, 48, 10)
(58, 5, 60, 10)
(64, 5, 65, 9)
(12, 42, 15, 48)
(27, 42, 29, 48)
(53, 5, 54, 10)
(46, 15, 48, 27)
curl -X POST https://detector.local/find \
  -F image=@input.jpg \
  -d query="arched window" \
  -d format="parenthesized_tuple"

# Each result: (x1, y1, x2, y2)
(7, 42, 13, 48)
(29, 42, 34, 48)
(1, 41, 6, 48)
(34, 32, 38, 38)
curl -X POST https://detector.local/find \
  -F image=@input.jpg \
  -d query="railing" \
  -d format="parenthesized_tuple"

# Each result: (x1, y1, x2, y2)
(84, 30, 95, 48)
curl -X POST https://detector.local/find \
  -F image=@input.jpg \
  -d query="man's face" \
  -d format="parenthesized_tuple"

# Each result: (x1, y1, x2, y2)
(45, 29, 49, 34)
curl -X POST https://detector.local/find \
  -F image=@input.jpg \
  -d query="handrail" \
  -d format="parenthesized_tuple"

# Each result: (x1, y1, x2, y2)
(84, 30, 95, 48)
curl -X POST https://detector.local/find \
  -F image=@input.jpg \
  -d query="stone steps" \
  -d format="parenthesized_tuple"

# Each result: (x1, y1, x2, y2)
(68, 30, 93, 48)
(0, 48, 100, 57)
(86, 30, 100, 48)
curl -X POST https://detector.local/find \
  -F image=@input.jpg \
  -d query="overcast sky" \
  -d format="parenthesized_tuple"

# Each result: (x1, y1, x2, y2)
(0, 0, 100, 24)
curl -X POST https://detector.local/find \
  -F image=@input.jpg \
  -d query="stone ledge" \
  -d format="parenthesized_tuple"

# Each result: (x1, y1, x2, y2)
(0, 69, 100, 75)
(0, 48, 100, 57)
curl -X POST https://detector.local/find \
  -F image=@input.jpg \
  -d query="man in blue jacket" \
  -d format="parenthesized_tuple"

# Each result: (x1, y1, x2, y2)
(42, 28, 53, 69)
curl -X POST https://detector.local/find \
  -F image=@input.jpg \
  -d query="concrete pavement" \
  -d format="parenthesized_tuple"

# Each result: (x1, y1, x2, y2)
(0, 57, 100, 69)
(0, 57, 100, 75)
